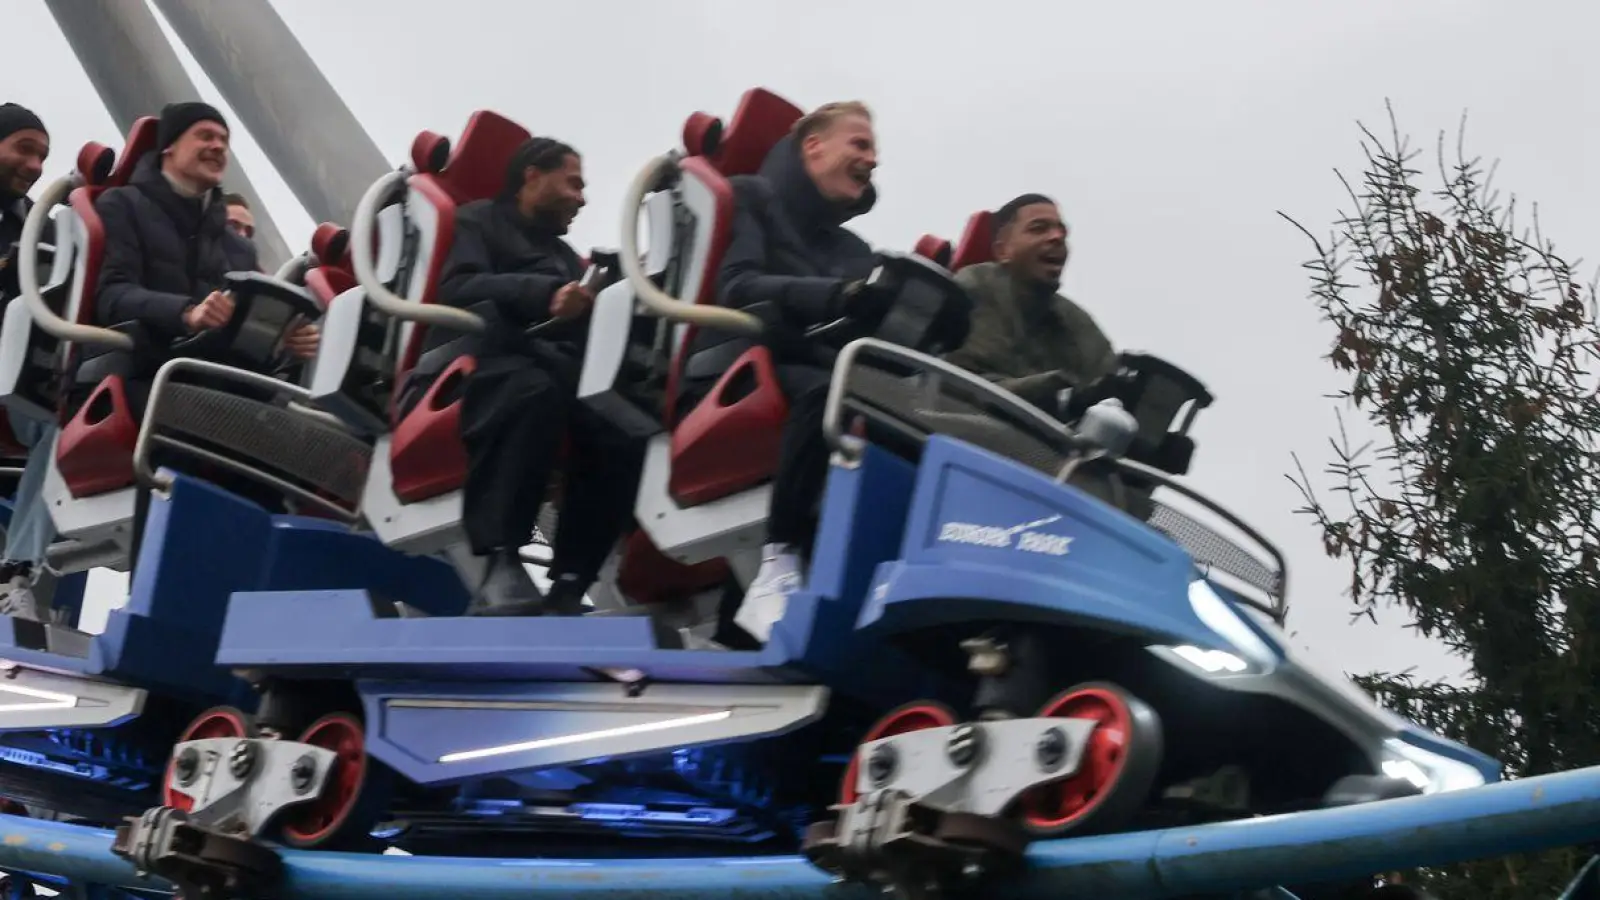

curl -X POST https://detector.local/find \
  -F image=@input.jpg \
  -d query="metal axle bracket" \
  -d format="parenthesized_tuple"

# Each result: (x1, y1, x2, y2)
(801, 715, 1099, 897)
(112, 806, 283, 900)
(168, 736, 338, 838)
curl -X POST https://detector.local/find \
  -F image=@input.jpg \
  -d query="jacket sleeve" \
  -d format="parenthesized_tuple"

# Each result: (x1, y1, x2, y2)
(436, 213, 565, 325)
(94, 191, 194, 337)
(1061, 299, 1118, 386)
(2, 211, 58, 300)
(945, 267, 1015, 379)
(715, 181, 843, 326)
(945, 268, 1070, 411)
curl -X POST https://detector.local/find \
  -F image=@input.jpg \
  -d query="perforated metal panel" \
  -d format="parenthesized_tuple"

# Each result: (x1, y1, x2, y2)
(1147, 502, 1280, 600)
(151, 383, 372, 504)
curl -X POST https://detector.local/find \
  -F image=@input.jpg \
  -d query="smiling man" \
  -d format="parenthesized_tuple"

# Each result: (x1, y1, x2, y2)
(0, 103, 50, 297)
(94, 101, 316, 358)
(946, 193, 1117, 412)
(676, 100, 881, 645)
(0, 102, 54, 623)
(413, 136, 644, 618)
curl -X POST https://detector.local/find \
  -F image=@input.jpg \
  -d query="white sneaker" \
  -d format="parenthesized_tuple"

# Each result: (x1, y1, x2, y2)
(0, 576, 46, 623)
(734, 544, 804, 643)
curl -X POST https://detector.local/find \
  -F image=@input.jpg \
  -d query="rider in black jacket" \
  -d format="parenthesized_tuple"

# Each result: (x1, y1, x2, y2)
(91, 102, 320, 557)
(91, 102, 316, 413)
(0, 102, 54, 622)
(0, 103, 51, 301)
(680, 100, 881, 644)
(421, 137, 643, 617)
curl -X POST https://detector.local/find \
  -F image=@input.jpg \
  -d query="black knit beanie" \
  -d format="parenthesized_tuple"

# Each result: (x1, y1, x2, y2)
(157, 101, 227, 152)
(0, 104, 46, 143)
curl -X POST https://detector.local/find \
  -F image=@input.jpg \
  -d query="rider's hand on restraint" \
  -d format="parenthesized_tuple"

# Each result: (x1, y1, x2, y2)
(183, 290, 235, 332)
(550, 281, 595, 320)
(838, 278, 893, 320)
(284, 323, 320, 360)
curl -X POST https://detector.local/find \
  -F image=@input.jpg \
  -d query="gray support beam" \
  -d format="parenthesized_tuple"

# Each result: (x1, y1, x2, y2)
(149, 0, 389, 229)
(41, 0, 293, 269)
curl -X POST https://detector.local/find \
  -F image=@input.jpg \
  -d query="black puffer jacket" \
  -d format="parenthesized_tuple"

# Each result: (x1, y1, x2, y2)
(682, 134, 877, 380)
(93, 155, 257, 339)
(0, 191, 54, 302)
(424, 195, 585, 358)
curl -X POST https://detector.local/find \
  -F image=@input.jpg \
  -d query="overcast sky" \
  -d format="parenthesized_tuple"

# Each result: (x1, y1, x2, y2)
(10, 0, 1596, 683)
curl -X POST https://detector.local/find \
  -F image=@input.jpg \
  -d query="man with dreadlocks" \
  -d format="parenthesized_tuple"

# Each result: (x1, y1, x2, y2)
(946, 193, 1117, 412)
(414, 136, 643, 617)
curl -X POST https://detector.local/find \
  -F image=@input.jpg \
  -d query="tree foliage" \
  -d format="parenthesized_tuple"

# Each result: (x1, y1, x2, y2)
(1283, 102, 1600, 897)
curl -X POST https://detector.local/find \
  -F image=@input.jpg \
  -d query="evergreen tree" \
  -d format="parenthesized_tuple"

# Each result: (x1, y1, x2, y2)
(1283, 103, 1600, 898)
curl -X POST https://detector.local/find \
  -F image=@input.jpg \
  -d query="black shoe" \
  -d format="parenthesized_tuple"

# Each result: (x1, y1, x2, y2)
(544, 573, 590, 617)
(467, 551, 546, 617)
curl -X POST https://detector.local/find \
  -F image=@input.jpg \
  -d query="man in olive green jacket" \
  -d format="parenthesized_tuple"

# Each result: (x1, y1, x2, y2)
(946, 193, 1117, 414)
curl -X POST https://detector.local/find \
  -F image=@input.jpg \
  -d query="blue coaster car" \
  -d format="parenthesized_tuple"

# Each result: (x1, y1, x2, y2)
(0, 122, 469, 825)
(130, 91, 1498, 900)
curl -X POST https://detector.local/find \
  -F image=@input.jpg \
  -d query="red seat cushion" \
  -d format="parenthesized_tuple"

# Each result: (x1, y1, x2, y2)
(914, 234, 953, 268)
(950, 210, 996, 272)
(56, 374, 138, 497)
(305, 267, 355, 309)
(668, 345, 788, 507)
(387, 111, 532, 506)
(310, 222, 351, 272)
(661, 89, 805, 508)
(53, 120, 162, 498)
(615, 529, 730, 605)
(390, 355, 474, 504)
(392, 111, 532, 388)
(683, 88, 804, 177)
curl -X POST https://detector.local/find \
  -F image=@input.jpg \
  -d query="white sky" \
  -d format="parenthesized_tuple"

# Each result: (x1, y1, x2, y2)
(11, 0, 1597, 682)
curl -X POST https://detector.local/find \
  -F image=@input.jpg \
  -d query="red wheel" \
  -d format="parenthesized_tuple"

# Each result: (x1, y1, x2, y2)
(1016, 682, 1162, 837)
(840, 701, 958, 805)
(279, 712, 374, 848)
(163, 706, 253, 811)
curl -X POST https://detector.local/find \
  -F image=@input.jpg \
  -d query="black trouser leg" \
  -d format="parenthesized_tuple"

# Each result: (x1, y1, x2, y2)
(548, 401, 646, 588)
(766, 367, 833, 555)
(458, 358, 568, 557)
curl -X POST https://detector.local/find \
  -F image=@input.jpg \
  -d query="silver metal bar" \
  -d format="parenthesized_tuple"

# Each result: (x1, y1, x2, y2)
(275, 252, 313, 285)
(821, 337, 1076, 462)
(42, 0, 292, 269)
(1112, 456, 1290, 617)
(149, 0, 390, 229)
(145, 434, 358, 521)
(348, 171, 484, 333)
(133, 357, 361, 521)
(17, 175, 136, 350)
(618, 154, 763, 334)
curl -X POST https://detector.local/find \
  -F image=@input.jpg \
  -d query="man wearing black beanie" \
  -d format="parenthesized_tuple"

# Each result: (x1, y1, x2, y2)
(92, 99, 317, 363)
(0, 101, 54, 622)
(0, 102, 51, 299)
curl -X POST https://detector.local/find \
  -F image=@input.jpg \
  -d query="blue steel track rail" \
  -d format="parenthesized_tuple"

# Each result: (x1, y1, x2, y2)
(2, 766, 1600, 899)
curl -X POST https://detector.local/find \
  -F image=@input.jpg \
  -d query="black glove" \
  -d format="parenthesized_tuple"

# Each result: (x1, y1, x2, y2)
(836, 276, 895, 323)
(1063, 372, 1123, 420)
